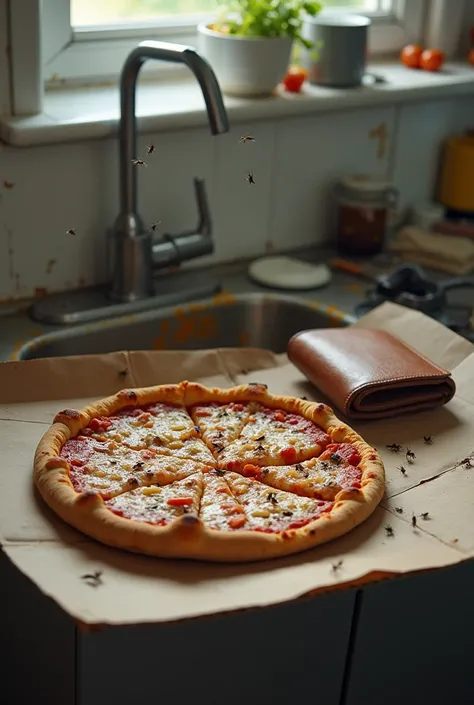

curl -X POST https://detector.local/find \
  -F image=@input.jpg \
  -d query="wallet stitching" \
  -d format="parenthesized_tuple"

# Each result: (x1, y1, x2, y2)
(344, 373, 454, 407)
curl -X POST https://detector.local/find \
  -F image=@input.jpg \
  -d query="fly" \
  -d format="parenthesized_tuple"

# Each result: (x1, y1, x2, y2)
(245, 170, 256, 185)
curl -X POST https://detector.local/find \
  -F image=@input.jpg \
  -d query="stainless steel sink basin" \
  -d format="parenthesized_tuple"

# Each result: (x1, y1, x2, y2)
(16, 293, 352, 360)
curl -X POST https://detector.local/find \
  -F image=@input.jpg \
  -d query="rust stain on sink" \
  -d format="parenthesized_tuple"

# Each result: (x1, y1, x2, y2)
(213, 290, 236, 306)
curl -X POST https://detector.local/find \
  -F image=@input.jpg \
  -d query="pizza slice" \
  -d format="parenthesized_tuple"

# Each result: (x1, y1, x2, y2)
(105, 473, 203, 525)
(61, 436, 211, 499)
(218, 405, 331, 471)
(79, 403, 214, 464)
(199, 469, 248, 530)
(241, 443, 362, 501)
(224, 472, 333, 532)
(190, 401, 256, 456)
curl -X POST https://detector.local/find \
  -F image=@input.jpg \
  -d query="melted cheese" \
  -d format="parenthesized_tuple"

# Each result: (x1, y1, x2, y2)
(190, 402, 256, 453)
(86, 405, 215, 464)
(199, 471, 246, 530)
(105, 473, 203, 524)
(63, 437, 210, 499)
(259, 457, 362, 500)
(219, 408, 327, 469)
(225, 473, 330, 531)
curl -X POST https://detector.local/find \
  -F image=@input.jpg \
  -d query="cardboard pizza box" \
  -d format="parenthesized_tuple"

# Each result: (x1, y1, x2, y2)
(2, 301, 474, 705)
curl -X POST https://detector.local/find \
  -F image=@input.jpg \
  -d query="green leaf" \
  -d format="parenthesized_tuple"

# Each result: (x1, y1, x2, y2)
(212, 0, 322, 47)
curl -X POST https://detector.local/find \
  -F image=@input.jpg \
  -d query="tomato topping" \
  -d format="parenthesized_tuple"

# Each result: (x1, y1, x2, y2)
(323, 443, 361, 466)
(280, 446, 297, 463)
(231, 403, 245, 412)
(226, 460, 241, 471)
(195, 409, 211, 417)
(228, 516, 247, 529)
(274, 411, 286, 422)
(166, 497, 194, 507)
(69, 458, 84, 467)
(89, 417, 112, 432)
(242, 463, 261, 477)
(221, 504, 245, 515)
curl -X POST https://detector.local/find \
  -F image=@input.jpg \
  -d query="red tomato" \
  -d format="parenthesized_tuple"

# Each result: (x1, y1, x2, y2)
(282, 66, 307, 93)
(166, 497, 194, 507)
(420, 48, 445, 72)
(400, 44, 423, 69)
(280, 446, 297, 463)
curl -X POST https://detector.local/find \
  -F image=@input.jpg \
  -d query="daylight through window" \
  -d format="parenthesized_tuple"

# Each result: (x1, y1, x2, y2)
(71, 0, 387, 28)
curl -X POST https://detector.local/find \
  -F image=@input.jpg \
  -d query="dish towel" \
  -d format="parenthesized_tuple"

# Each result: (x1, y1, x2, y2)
(390, 226, 474, 275)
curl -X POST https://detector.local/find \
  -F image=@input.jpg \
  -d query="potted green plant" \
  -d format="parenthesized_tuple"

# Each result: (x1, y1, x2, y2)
(198, 0, 322, 97)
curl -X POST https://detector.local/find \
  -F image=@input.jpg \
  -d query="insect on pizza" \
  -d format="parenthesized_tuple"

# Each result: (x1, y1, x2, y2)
(34, 382, 385, 563)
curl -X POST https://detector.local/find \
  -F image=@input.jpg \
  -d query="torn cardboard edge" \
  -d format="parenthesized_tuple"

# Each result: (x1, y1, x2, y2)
(1, 302, 474, 627)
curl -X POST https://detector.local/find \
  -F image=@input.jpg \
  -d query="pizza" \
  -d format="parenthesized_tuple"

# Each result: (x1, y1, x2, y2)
(34, 382, 385, 562)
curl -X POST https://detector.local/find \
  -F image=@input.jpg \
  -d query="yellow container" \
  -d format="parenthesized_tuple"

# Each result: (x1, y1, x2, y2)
(438, 136, 474, 213)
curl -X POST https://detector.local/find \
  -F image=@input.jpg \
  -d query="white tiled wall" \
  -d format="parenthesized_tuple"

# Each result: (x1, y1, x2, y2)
(1, 94, 473, 302)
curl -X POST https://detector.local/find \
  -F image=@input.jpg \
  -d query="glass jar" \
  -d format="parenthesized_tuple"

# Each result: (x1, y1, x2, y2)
(334, 174, 398, 257)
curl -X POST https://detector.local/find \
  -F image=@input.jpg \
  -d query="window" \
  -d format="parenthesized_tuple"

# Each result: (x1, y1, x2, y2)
(70, 0, 383, 28)
(45, 0, 426, 85)
(6, 0, 429, 116)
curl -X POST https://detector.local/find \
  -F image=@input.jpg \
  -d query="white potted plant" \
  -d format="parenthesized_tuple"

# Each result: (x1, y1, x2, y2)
(198, 0, 322, 97)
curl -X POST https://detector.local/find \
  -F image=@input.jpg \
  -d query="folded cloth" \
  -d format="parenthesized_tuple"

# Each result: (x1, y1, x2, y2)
(390, 225, 474, 275)
(287, 328, 456, 420)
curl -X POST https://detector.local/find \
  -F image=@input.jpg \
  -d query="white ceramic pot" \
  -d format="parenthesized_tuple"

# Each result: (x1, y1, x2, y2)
(198, 23, 293, 97)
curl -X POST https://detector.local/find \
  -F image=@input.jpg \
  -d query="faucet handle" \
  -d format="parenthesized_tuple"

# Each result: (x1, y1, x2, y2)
(151, 177, 214, 269)
(193, 177, 212, 237)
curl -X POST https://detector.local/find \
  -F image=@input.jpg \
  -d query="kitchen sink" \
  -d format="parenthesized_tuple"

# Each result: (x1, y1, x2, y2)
(16, 293, 352, 360)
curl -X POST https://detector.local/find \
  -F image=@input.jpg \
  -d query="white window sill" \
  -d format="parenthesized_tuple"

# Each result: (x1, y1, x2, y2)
(2, 61, 474, 147)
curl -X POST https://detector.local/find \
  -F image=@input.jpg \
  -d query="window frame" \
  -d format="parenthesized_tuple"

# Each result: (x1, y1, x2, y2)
(44, 0, 427, 84)
(4, 0, 448, 117)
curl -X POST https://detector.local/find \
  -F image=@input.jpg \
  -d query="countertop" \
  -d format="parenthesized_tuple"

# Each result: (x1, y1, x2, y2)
(2, 248, 474, 361)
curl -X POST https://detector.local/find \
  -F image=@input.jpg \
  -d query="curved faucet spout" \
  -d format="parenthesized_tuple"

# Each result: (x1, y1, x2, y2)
(119, 40, 229, 216)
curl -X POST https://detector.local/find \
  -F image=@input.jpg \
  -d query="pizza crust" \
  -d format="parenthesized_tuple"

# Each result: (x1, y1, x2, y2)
(34, 382, 385, 563)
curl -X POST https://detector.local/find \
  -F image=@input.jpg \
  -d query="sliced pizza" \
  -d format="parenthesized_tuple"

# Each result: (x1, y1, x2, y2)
(241, 447, 362, 501)
(35, 382, 385, 562)
(105, 473, 203, 525)
(224, 472, 333, 532)
(199, 469, 248, 530)
(79, 403, 214, 464)
(218, 405, 331, 471)
(61, 436, 211, 499)
(190, 401, 256, 456)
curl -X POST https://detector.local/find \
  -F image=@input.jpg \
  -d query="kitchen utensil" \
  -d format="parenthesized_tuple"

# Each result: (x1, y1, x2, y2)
(355, 263, 474, 332)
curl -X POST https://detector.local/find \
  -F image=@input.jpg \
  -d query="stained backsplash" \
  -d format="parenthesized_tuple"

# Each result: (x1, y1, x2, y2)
(0, 94, 473, 302)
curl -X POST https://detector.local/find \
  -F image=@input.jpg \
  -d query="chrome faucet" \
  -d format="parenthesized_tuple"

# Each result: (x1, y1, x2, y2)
(111, 40, 229, 302)
(29, 40, 229, 325)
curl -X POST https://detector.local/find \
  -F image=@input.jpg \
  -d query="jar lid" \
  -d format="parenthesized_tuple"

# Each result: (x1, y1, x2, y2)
(339, 174, 393, 200)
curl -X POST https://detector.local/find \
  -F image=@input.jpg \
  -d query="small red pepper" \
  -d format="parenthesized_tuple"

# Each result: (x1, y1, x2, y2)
(167, 497, 194, 507)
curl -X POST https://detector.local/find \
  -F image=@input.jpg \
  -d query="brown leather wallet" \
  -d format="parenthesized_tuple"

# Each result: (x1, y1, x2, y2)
(287, 328, 456, 420)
